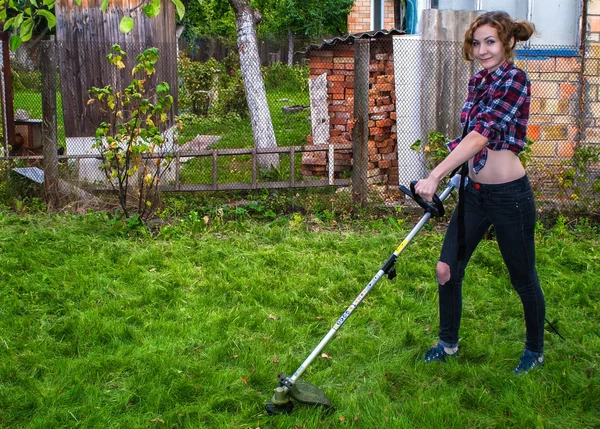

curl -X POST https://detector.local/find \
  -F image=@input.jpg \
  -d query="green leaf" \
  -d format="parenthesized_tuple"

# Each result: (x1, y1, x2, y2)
(119, 16, 134, 33)
(13, 13, 24, 29)
(101, 0, 109, 13)
(36, 10, 56, 29)
(9, 34, 22, 51)
(170, 0, 185, 20)
(20, 24, 34, 43)
(43, 0, 56, 6)
(156, 82, 170, 93)
(142, 0, 161, 18)
(3, 17, 15, 31)
(30, 0, 38, 7)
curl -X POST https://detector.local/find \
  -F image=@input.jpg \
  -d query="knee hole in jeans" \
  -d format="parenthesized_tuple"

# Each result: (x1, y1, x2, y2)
(436, 261, 451, 285)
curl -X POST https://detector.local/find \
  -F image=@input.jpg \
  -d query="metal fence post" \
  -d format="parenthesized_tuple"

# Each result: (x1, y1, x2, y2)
(352, 39, 370, 206)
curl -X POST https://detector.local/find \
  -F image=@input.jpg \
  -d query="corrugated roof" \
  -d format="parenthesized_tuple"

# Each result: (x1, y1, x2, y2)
(298, 29, 406, 54)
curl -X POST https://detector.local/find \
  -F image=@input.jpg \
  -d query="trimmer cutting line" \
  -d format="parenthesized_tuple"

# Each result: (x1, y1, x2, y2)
(265, 174, 462, 415)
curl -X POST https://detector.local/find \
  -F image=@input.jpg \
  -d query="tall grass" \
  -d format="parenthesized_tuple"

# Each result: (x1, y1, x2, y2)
(0, 211, 598, 428)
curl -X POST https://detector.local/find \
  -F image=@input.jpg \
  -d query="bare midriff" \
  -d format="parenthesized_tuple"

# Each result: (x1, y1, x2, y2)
(468, 148, 526, 184)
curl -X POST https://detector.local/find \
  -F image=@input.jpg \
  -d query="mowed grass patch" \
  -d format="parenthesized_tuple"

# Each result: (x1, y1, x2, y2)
(0, 212, 598, 428)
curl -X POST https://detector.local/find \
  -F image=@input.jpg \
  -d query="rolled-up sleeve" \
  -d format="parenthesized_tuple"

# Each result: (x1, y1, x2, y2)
(472, 70, 529, 141)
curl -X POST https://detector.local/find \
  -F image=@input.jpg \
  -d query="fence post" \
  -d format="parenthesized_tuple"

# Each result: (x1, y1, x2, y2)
(41, 38, 60, 209)
(352, 39, 370, 206)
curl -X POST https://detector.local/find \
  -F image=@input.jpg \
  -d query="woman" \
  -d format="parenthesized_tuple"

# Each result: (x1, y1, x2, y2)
(413, 11, 545, 374)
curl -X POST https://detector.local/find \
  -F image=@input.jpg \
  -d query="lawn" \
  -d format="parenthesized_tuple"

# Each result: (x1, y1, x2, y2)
(0, 210, 598, 428)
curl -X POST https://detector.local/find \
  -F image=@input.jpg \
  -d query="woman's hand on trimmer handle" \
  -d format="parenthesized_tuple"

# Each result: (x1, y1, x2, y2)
(414, 175, 442, 203)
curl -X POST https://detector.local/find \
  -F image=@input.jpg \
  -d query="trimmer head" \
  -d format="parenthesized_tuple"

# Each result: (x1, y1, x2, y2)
(265, 374, 333, 415)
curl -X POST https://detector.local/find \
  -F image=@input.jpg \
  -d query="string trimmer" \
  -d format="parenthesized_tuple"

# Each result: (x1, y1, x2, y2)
(265, 174, 462, 415)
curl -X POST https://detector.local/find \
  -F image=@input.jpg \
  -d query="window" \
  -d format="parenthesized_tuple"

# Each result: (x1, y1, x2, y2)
(372, 0, 384, 30)
(431, 0, 580, 47)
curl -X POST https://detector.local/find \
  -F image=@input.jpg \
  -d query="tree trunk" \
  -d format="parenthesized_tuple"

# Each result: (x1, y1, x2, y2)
(288, 28, 294, 66)
(228, 0, 279, 170)
(41, 39, 61, 210)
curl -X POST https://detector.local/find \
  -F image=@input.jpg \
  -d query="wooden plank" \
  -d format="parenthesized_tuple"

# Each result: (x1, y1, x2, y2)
(1, 32, 16, 155)
(159, 179, 350, 192)
(309, 73, 330, 145)
(54, 0, 178, 138)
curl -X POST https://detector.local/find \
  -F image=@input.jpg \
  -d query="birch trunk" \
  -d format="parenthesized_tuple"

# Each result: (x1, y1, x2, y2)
(228, 0, 279, 170)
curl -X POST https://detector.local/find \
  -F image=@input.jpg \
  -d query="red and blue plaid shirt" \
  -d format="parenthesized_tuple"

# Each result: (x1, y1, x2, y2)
(447, 61, 531, 174)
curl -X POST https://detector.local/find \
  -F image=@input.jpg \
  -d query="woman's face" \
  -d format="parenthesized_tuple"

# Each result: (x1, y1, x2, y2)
(472, 24, 510, 72)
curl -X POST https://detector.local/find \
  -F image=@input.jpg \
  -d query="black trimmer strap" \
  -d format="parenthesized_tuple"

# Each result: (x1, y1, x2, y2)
(456, 162, 468, 260)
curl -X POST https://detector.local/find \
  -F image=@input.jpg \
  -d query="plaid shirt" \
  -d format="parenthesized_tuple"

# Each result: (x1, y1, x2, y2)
(447, 61, 531, 174)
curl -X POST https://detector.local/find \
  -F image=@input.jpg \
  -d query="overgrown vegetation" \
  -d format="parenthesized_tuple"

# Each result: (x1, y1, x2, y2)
(559, 144, 600, 208)
(0, 208, 597, 428)
(178, 52, 248, 117)
(88, 45, 178, 223)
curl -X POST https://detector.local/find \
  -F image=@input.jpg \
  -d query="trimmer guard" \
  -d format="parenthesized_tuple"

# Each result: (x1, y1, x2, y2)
(282, 375, 333, 409)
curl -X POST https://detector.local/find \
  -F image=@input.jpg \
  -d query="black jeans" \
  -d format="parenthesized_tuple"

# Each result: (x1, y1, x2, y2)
(437, 175, 545, 353)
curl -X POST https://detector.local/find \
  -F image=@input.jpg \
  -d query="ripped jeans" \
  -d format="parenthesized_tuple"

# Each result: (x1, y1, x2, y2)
(436, 175, 545, 353)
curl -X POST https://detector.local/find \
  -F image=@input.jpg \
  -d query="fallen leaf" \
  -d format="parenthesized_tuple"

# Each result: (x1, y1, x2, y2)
(109, 383, 118, 389)
(315, 316, 324, 321)
(151, 417, 164, 424)
(273, 355, 279, 363)
(233, 354, 238, 359)
(320, 353, 332, 359)
(268, 314, 280, 320)
(203, 216, 210, 224)
(242, 376, 248, 385)
(339, 416, 346, 421)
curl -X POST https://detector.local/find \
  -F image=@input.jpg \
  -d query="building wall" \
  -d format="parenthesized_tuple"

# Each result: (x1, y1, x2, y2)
(518, 0, 599, 191)
(584, 0, 600, 150)
(348, 0, 397, 33)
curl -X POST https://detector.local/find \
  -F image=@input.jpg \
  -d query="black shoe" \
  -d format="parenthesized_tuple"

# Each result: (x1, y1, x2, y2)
(514, 349, 544, 374)
(424, 343, 459, 363)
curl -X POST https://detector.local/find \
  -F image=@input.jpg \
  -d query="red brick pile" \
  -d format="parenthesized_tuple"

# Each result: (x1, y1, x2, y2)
(302, 46, 398, 186)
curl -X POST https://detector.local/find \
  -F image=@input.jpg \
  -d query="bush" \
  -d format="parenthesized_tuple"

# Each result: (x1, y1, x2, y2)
(212, 69, 248, 117)
(12, 69, 42, 92)
(263, 62, 310, 92)
(178, 55, 222, 115)
(178, 51, 248, 118)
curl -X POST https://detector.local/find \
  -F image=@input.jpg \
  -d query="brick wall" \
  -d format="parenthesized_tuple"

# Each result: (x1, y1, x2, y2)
(585, 0, 600, 150)
(302, 41, 398, 186)
(348, 0, 397, 34)
(515, 56, 580, 159)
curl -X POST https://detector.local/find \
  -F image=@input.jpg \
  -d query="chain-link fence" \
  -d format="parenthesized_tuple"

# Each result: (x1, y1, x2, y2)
(2, 35, 599, 212)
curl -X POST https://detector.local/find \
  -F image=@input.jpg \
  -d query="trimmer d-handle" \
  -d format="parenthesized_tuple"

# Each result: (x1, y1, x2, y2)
(400, 181, 445, 218)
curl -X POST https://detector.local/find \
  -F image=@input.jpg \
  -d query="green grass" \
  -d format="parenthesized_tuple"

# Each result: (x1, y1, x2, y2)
(0, 210, 598, 428)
